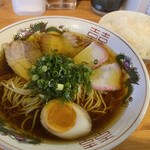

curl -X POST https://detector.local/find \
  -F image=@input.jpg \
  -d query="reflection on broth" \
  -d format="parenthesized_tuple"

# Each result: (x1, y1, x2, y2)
(0, 24, 130, 143)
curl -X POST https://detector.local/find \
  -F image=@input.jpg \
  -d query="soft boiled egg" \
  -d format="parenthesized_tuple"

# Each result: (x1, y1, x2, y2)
(40, 98, 91, 139)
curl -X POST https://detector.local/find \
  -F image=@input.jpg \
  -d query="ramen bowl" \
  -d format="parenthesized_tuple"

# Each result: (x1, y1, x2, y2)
(0, 16, 149, 150)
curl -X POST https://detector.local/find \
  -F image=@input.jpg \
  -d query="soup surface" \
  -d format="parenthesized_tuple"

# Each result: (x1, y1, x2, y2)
(0, 26, 130, 143)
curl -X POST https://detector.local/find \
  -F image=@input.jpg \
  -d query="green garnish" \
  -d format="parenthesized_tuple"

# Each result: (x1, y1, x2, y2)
(27, 51, 93, 103)
(14, 22, 65, 41)
(94, 59, 98, 64)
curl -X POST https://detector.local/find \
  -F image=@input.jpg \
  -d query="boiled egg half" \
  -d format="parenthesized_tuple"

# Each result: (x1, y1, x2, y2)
(40, 98, 91, 139)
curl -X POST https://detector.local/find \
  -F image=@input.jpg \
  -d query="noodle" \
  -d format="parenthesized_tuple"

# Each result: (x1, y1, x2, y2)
(74, 86, 107, 113)
(0, 74, 109, 132)
(0, 73, 123, 133)
(0, 75, 43, 131)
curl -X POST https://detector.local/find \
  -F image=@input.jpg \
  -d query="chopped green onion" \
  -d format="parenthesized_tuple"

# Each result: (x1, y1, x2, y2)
(27, 52, 93, 103)
(52, 71, 59, 78)
(56, 84, 64, 91)
(94, 59, 98, 64)
(46, 62, 52, 68)
(42, 65, 47, 72)
(32, 74, 39, 81)
(32, 65, 36, 70)
(65, 82, 71, 88)
(42, 56, 47, 61)
(64, 91, 72, 101)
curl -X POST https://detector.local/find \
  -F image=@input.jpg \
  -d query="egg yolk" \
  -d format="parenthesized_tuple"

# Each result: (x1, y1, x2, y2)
(46, 103, 76, 132)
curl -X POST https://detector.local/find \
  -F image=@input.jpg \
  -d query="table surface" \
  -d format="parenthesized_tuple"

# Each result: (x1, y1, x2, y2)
(0, 0, 150, 150)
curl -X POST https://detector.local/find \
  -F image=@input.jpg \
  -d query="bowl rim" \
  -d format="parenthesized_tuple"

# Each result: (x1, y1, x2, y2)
(0, 16, 149, 150)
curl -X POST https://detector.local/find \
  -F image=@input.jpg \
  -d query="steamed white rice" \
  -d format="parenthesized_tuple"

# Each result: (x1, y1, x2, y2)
(99, 11, 150, 59)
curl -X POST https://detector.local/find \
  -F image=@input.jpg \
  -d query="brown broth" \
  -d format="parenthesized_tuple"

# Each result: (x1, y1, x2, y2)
(0, 32, 128, 144)
(0, 86, 126, 144)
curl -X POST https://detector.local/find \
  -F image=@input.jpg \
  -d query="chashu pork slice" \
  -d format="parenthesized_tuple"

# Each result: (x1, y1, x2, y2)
(3, 40, 42, 81)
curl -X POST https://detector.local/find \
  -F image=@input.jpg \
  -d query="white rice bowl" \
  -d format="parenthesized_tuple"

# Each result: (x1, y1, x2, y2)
(99, 10, 150, 62)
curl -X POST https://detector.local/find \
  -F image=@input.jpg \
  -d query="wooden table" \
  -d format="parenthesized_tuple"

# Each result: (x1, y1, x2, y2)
(0, 0, 150, 150)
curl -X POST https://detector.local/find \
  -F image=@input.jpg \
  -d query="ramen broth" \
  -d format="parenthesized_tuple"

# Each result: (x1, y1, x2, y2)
(0, 31, 128, 143)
